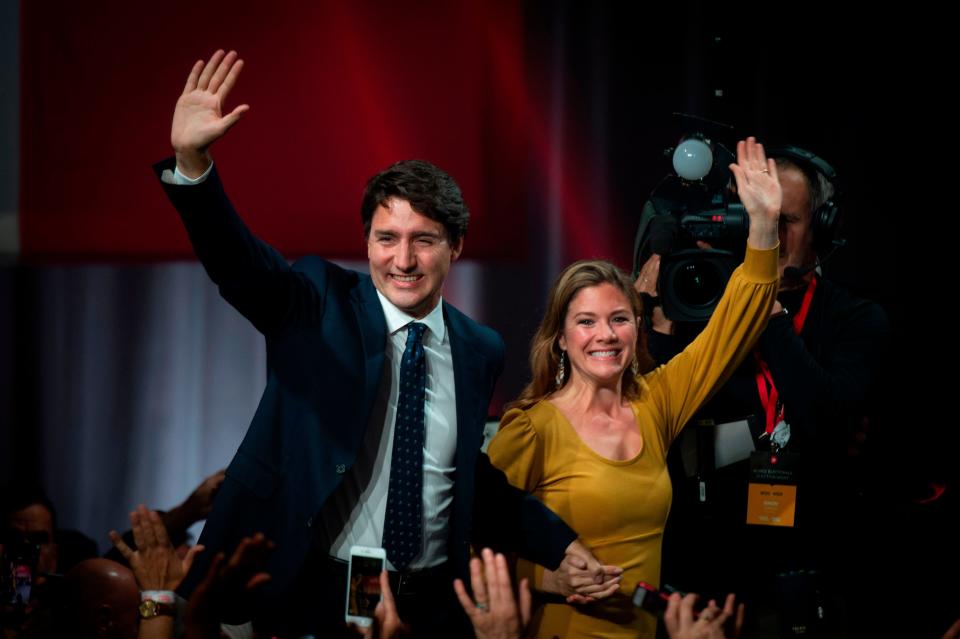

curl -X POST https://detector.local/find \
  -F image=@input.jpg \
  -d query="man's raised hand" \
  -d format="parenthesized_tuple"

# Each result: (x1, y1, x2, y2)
(171, 49, 250, 178)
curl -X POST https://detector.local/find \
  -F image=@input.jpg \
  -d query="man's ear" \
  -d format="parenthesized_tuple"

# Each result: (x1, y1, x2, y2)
(450, 237, 464, 261)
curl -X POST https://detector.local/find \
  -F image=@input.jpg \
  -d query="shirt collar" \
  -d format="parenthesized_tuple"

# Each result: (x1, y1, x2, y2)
(375, 290, 447, 343)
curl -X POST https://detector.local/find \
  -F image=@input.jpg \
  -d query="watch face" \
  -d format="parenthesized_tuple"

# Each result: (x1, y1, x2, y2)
(139, 600, 157, 618)
(138, 599, 174, 619)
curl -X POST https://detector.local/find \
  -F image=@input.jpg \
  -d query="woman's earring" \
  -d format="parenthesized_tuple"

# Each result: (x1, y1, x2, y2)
(555, 351, 567, 389)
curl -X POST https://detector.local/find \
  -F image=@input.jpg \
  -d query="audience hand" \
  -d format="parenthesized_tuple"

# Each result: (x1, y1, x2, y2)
(454, 548, 531, 639)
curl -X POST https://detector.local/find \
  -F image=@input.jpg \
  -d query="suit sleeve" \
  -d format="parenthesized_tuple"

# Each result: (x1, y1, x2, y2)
(472, 452, 576, 570)
(471, 343, 576, 570)
(154, 157, 324, 335)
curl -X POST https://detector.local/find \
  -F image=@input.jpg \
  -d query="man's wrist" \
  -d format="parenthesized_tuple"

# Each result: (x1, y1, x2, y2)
(139, 592, 176, 620)
(141, 590, 177, 604)
(174, 149, 213, 179)
(539, 567, 557, 594)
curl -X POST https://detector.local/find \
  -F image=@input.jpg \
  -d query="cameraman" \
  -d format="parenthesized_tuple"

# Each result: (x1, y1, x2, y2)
(636, 148, 890, 637)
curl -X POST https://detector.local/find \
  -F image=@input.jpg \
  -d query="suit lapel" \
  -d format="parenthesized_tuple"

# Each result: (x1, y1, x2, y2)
(351, 277, 388, 420)
(350, 291, 487, 460)
(445, 304, 485, 462)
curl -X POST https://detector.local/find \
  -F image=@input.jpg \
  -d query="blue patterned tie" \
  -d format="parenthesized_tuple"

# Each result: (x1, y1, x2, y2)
(383, 322, 427, 571)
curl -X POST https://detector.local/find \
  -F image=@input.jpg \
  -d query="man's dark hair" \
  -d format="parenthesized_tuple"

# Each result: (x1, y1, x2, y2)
(360, 159, 469, 244)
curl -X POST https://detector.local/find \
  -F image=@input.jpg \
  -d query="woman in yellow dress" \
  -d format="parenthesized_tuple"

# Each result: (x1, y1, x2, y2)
(487, 137, 783, 638)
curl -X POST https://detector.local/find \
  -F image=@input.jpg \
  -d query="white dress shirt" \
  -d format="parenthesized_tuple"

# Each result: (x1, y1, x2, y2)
(323, 293, 457, 570)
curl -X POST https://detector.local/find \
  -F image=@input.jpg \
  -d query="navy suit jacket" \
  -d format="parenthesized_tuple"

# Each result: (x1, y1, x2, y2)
(155, 159, 576, 600)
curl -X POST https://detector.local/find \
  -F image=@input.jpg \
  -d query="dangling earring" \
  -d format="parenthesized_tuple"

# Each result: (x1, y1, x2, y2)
(631, 354, 639, 376)
(555, 351, 567, 389)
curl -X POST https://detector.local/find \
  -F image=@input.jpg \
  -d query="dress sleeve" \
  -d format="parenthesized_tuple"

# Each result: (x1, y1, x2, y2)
(645, 245, 779, 445)
(487, 407, 545, 493)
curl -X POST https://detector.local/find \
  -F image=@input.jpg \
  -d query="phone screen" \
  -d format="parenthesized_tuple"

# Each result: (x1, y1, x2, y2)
(1, 535, 41, 606)
(347, 555, 383, 620)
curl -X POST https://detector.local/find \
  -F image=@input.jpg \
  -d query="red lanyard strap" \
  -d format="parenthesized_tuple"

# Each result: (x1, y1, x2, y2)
(755, 276, 817, 434)
(792, 275, 817, 333)
(754, 354, 783, 435)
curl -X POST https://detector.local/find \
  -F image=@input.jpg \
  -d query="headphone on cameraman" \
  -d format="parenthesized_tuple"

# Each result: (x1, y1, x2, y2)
(766, 145, 843, 254)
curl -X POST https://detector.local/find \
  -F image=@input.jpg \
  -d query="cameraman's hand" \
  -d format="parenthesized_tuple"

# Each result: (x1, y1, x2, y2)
(635, 254, 674, 336)
(635, 254, 660, 297)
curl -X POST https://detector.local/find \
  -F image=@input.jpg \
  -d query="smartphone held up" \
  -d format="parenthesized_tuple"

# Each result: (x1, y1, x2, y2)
(345, 545, 386, 628)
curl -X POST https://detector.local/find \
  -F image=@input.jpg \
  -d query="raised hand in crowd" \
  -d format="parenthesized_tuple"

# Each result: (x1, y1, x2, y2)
(663, 592, 744, 639)
(163, 469, 226, 539)
(454, 548, 532, 639)
(104, 470, 226, 571)
(109, 504, 204, 639)
(109, 505, 203, 593)
(184, 533, 273, 639)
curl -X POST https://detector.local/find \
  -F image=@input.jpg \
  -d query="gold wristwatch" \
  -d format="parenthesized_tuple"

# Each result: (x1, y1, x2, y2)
(138, 599, 175, 619)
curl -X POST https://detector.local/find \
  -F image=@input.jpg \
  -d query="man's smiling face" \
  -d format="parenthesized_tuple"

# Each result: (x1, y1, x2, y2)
(367, 197, 462, 319)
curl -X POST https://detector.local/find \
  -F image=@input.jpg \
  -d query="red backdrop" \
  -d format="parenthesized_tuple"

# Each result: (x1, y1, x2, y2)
(20, 0, 532, 261)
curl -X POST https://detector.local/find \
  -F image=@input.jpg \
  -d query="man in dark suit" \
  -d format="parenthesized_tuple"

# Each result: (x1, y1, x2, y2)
(157, 50, 617, 637)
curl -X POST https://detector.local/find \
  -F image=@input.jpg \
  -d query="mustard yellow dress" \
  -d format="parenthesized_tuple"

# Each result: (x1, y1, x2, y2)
(488, 246, 779, 638)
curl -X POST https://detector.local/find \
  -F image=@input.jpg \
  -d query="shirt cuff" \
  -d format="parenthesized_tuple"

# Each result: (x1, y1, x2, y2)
(160, 162, 214, 185)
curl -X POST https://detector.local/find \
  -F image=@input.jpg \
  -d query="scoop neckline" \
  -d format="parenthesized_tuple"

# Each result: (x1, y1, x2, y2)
(543, 400, 645, 466)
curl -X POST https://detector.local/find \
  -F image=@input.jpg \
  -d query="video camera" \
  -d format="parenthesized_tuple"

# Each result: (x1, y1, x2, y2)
(632, 115, 749, 323)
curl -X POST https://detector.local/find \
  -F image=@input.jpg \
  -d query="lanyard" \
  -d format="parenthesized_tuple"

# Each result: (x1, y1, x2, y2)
(755, 276, 817, 435)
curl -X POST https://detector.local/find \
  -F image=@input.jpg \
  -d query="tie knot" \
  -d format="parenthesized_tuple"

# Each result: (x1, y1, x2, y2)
(405, 322, 427, 347)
